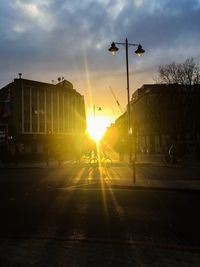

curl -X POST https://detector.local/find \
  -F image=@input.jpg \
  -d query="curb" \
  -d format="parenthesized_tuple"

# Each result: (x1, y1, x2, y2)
(111, 184, 200, 193)
(57, 181, 200, 193)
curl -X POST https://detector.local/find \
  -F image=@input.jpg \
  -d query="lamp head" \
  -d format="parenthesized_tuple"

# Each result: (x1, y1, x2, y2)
(108, 42, 119, 55)
(135, 44, 145, 56)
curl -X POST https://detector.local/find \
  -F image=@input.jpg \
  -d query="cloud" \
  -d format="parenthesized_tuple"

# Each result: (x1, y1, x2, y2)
(0, 0, 200, 111)
(13, 0, 56, 32)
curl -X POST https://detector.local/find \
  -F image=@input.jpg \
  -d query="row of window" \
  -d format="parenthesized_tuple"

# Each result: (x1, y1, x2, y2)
(22, 86, 85, 134)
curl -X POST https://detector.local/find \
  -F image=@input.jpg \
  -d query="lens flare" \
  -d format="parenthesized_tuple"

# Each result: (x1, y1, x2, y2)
(87, 115, 111, 142)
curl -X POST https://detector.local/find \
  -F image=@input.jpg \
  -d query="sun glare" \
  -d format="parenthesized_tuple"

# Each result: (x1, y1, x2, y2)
(87, 115, 111, 142)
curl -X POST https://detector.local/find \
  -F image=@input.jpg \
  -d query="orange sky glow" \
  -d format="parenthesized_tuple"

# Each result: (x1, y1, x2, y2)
(1, 0, 200, 131)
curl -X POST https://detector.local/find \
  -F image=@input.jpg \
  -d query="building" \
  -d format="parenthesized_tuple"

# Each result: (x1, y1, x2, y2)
(0, 77, 86, 160)
(114, 84, 200, 155)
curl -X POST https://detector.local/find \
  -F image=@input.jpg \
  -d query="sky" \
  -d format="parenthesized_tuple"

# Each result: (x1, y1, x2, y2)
(0, 0, 200, 125)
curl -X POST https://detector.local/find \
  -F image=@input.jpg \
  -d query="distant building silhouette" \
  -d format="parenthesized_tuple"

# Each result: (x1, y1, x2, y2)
(0, 77, 86, 161)
(114, 84, 200, 156)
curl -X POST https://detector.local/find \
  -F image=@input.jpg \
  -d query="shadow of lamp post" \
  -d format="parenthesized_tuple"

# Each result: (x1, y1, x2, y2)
(108, 38, 145, 183)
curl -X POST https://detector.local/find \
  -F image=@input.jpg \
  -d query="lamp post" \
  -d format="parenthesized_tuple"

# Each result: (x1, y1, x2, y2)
(108, 38, 145, 164)
(92, 105, 102, 154)
(93, 106, 102, 121)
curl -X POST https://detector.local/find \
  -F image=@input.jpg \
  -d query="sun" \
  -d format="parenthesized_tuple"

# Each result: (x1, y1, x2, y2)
(87, 115, 112, 142)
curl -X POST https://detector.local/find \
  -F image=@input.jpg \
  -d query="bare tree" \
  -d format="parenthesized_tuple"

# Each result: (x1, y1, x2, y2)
(154, 58, 200, 153)
(156, 58, 200, 85)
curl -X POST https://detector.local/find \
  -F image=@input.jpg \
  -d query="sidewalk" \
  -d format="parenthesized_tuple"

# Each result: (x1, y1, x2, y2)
(105, 153, 200, 192)
(0, 237, 199, 267)
(0, 159, 74, 169)
(122, 153, 200, 167)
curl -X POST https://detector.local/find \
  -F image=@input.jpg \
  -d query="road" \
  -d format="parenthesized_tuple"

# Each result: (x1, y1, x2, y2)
(0, 162, 200, 266)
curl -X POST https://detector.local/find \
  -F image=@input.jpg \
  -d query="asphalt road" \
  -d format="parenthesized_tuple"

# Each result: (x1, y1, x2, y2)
(0, 164, 200, 249)
(1, 164, 200, 266)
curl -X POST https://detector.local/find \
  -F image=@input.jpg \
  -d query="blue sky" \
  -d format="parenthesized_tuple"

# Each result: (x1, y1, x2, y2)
(0, 0, 200, 120)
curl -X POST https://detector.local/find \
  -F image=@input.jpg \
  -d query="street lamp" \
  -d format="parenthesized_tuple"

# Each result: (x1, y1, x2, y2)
(108, 38, 145, 163)
(93, 105, 102, 121)
(93, 106, 102, 119)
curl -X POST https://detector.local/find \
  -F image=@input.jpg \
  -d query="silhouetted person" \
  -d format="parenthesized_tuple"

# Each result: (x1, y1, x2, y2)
(169, 143, 179, 164)
(75, 148, 82, 165)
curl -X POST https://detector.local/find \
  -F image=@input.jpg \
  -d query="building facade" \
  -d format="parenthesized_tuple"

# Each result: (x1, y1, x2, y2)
(114, 84, 200, 156)
(0, 77, 86, 160)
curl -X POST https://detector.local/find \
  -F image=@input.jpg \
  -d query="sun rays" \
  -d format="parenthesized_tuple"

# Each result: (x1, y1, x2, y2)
(87, 114, 112, 142)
